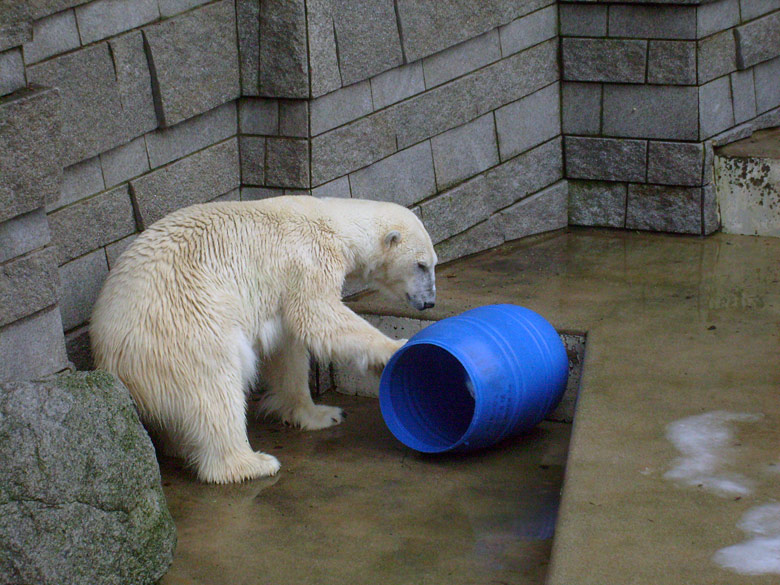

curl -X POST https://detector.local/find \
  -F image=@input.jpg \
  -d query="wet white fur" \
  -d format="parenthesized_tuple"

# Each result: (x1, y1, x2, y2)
(90, 196, 437, 484)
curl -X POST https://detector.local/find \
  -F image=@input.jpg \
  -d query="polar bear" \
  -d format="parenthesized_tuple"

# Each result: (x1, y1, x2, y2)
(90, 196, 437, 484)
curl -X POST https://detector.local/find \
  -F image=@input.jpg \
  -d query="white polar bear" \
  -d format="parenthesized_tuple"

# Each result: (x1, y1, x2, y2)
(90, 196, 437, 484)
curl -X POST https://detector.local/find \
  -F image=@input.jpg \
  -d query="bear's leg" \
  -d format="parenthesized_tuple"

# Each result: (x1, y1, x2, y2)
(259, 337, 344, 430)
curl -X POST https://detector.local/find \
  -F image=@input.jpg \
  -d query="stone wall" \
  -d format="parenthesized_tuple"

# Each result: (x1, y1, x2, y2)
(562, 0, 780, 234)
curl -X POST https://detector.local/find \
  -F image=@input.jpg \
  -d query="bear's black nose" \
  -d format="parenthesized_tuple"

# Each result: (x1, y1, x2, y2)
(422, 301, 435, 310)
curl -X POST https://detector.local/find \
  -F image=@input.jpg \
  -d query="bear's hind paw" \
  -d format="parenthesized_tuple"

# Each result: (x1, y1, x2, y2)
(294, 404, 344, 431)
(198, 450, 281, 484)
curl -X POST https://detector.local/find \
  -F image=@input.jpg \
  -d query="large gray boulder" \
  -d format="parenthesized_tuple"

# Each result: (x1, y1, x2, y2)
(0, 371, 176, 585)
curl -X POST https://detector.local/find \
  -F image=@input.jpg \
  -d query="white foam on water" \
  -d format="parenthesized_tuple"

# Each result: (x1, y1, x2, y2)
(664, 411, 762, 497)
(714, 504, 780, 575)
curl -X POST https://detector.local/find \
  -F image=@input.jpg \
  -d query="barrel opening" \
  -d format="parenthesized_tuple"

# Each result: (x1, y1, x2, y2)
(385, 344, 475, 452)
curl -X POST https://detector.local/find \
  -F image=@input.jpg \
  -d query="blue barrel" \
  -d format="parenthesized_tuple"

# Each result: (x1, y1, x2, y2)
(379, 304, 568, 453)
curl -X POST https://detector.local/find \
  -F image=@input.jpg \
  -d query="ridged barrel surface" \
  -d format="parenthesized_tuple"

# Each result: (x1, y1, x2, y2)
(379, 304, 568, 453)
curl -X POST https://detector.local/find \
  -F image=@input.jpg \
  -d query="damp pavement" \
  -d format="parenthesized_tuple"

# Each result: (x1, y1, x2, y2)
(160, 227, 780, 585)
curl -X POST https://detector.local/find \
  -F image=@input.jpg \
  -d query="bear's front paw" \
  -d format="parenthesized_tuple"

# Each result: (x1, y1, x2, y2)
(293, 404, 345, 431)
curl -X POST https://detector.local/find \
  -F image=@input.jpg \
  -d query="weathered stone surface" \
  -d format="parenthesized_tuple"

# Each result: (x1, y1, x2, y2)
(105, 234, 136, 269)
(609, 4, 697, 40)
(500, 180, 568, 241)
(734, 11, 780, 68)
(0, 0, 31, 52)
(647, 41, 696, 85)
(75, 0, 159, 44)
(101, 136, 150, 188)
(697, 0, 740, 37)
(370, 61, 425, 110)
(49, 185, 136, 264)
(239, 98, 279, 135)
(279, 100, 308, 137)
(435, 213, 504, 264)
(258, 0, 307, 98)
(143, 0, 239, 126)
(0, 247, 60, 328)
(753, 55, 780, 113)
(310, 81, 373, 136)
(702, 183, 719, 235)
(0, 208, 50, 264)
(697, 29, 737, 84)
(739, 0, 780, 21)
(559, 3, 606, 37)
(626, 184, 702, 234)
(568, 180, 627, 228)
(52, 156, 105, 212)
(647, 141, 704, 186)
(421, 176, 493, 244)
(265, 138, 309, 188)
(57, 248, 108, 330)
(307, 0, 341, 98)
(146, 102, 237, 168)
(562, 38, 647, 83)
(603, 84, 699, 140)
(0, 49, 24, 97)
(0, 371, 176, 585)
(0, 86, 62, 223)
(561, 82, 601, 135)
(239, 135, 265, 185)
(332, 0, 403, 86)
(397, 0, 552, 62)
(565, 136, 647, 182)
(495, 82, 560, 161)
(311, 176, 351, 199)
(28, 0, 91, 20)
(499, 5, 557, 56)
(108, 31, 158, 137)
(699, 75, 735, 138)
(23, 10, 79, 65)
(423, 30, 501, 89)
(431, 113, 499, 191)
(158, 0, 211, 17)
(241, 186, 282, 201)
(731, 69, 757, 123)
(236, 0, 259, 95)
(311, 110, 397, 186)
(131, 139, 240, 228)
(0, 307, 67, 383)
(349, 141, 436, 207)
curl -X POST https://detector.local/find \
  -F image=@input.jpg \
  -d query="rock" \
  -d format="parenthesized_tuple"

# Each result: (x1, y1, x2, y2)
(0, 371, 176, 585)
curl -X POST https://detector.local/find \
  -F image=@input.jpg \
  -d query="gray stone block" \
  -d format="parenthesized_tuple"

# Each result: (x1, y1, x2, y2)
(431, 113, 499, 191)
(603, 84, 699, 140)
(562, 38, 647, 83)
(421, 176, 491, 244)
(75, 0, 158, 44)
(0, 208, 51, 264)
(702, 183, 719, 234)
(609, 4, 697, 39)
(279, 100, 308, 137)
(370, 61, 425, 110)
(239, 135, 265, 185)
(22, 9, 79, 65)
(350, 141, 436, 207)
(311, 110, 397, 186)
(565, 136, 647, 182)
(499, 4, 557, 56)
(311, 176, 351, 199)
(495, 82, 560, 161)
(49, 185, 136, 265)
(241, 186, 283, 201)
(143, 0, 239, 126)
(500, 180, 568, 241)
(236, 0, 259, 96)
(239, 98, 279, 135)
(108, 31, 158, 139)
(559, 3, 606, 37)
(58, 247, 108, 330)
(52, 157, 104, 212)
(395, 38, 558, 149)
(0, 1, 31, 52)
(265, 138, 309, 188)
(146, 102, 237, 168)
(734, 11, 780, 68)
(0, 49, 24, 97)
(699, 75, 735, 138)
(626, 185, 702, 234)
(307, 0, 341, 98)
(130, 139, 240, 228)
(105, 234, 136, 268)
(697, 29, 737, 84)
(754, 55, 780, 113)
(568, 180, 627, 228)
(562, 82, 601, 135)
(647, 41, 697, 85)
(697, 0, 740, 37)
(435, 214, 504, 264)
(731, 69, 757, 123)
(211, 188, 240, 203)
(423, 29, 501, 89)
(158, 0, 210, 17)
(333, 0, 403, 86)
(0, 86, 62, 223)
(0, 307, 68, 383)
(397, 0, 553, 62)
(101, 136, 149, 188)
(258, 0, 308, 98)
(739, 0, 780, 22)
(311, 81, 373, 136)
(29, 0, 92, 20)
(0, 246, 60, 328)
(647, 141, 704, 186)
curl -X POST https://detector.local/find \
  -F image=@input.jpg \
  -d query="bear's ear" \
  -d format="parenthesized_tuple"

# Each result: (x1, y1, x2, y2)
(384, 230, 402, 248)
